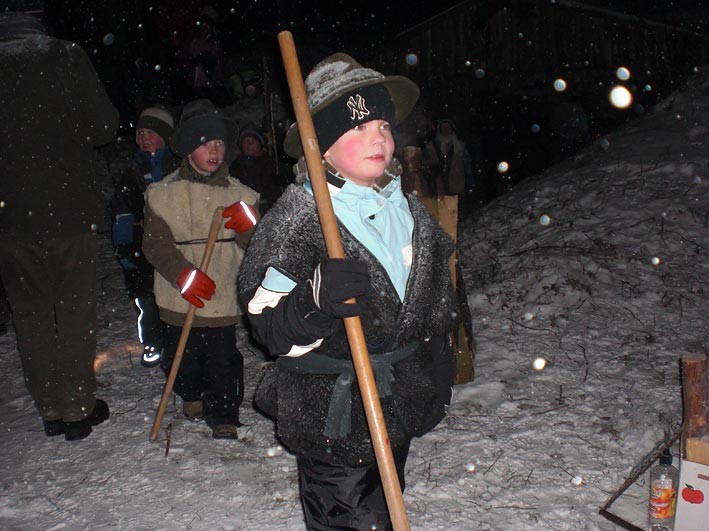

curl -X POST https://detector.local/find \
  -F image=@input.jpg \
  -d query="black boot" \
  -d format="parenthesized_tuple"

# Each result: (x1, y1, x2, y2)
(64, 399, 110, 441)
(43, 419, 65, 436)
(140, 345, 162, 368)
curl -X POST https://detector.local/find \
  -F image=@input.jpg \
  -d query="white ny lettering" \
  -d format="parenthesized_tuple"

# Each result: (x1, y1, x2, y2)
(347, 94, 371, 121)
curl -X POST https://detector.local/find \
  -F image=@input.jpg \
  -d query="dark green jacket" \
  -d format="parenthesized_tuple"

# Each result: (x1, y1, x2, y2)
(0, 31, 119, 240)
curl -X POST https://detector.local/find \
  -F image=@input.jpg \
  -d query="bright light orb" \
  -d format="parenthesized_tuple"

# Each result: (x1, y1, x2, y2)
(497, 161, 509, 173)
(609, 85, 633, 109)
(102, 33, 115, 46)
(651, 257, 661, 266)
(405, 53, 418, 66)
(533, 357, 547, 371)
(644, 84, 652, 92)
(615, 66, 630, 81)
(524, 312, 534, 321)
(154, 64, 162, 72)
(539, 214, 551, 226)
(553, 78, 567, 92)
(465, 463, 476, 472)
(571, 475, 584, 486)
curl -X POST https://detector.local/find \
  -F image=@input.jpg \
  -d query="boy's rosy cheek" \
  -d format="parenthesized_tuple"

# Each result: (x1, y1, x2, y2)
(340, 138, 361, 158)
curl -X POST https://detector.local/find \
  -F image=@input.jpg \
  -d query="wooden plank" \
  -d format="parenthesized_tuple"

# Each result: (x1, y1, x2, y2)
(686, 437, 709, 467)
(681, 354, 709, 461)
(401, 146, 475, 383)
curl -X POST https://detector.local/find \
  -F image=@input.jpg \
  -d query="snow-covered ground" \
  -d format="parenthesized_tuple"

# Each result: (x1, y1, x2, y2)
(1, 69, 708, 530)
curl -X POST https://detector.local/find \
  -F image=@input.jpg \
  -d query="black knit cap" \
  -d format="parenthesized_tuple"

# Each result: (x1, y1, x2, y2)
(283, 53, 419, 158)
(312, 84, 395, 155)
(136, 106, 174, 144)
(170, 99, 232, 157)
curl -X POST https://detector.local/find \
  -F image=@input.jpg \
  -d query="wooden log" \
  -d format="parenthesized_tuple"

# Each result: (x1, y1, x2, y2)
(681, 353, 709, 462)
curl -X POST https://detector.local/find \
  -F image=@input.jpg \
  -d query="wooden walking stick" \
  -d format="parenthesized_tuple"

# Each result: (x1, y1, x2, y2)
(150, 206, 224, 442)
(277, 31, 410, 531)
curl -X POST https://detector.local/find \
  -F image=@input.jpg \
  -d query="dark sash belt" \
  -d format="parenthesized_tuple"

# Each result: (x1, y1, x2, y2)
(277, 341, 419, 439)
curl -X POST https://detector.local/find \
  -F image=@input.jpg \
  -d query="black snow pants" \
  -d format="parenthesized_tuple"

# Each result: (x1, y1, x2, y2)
(161, 323, 243, 427)
(297, 441, 410, 531)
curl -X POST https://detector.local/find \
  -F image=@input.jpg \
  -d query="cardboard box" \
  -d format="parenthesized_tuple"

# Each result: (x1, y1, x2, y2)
(675, 457, 709, 531)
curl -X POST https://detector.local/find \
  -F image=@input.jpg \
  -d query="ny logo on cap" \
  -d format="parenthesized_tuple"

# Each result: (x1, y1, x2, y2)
(347, 94, 371, 121)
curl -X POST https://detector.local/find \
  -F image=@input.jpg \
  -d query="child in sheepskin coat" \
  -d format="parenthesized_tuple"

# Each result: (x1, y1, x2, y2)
(142, 99, 259, 440)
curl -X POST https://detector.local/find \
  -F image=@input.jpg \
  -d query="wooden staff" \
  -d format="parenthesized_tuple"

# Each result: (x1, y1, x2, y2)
(277, 31, 410, 531)
(150, 206, 224, 442)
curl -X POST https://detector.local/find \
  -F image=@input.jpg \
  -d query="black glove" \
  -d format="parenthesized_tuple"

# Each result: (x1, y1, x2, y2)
(248, 259, 370, 354)
(309, 258, 370, 318)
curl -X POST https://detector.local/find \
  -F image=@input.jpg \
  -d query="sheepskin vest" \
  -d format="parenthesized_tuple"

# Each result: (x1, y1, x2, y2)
(148, 171, 258, 321)
(239, 184, 456, 465)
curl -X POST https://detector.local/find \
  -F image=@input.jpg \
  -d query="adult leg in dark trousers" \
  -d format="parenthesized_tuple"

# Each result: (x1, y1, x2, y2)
(297, 441, 410, 531)
(0, 233, 101, 424)
(161, 324, 243, 427)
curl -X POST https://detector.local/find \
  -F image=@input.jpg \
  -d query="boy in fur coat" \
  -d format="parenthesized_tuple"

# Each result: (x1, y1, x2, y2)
(238, 54, 457, 529)
(142, 99, 259, 439)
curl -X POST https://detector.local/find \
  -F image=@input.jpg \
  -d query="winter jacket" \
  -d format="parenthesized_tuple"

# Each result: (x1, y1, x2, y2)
(238, 176, 457, 466)
(0, 31, 119, 240)
(111, 148, 180, 268)
(228, 155, 290, 214)
(143, 160, 259, 327)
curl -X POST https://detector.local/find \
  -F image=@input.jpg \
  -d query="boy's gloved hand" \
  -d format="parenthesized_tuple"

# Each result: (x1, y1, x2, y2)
(177, 267, 216, 308)
(309, 258, 369, 318)
(222, 201, 258, 232)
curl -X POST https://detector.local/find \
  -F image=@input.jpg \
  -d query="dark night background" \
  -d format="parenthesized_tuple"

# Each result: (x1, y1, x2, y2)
(14, 0, 709, 203)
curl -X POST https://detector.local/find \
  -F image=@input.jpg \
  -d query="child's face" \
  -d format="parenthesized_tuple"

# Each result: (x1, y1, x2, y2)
(136, 128, 164, 154)
(188, 139, 225, 175)
(241, 136, 264, 157)
(323, 119, 394, 187)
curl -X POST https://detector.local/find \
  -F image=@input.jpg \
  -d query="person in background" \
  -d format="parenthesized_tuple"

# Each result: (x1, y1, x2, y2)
(228, 123, 291, 214)
(424, 118, 474, 196)
(111, 106, 179, 368)
(238, 53, 457, 530)
(176, 5, 229, 105)
(0, 11, 118, 441)
(142, 99, 259, 439)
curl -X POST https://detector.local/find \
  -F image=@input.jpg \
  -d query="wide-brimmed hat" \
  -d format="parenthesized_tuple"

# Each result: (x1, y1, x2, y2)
(283, 53, 419, 158)
(170, 99, 233, 157)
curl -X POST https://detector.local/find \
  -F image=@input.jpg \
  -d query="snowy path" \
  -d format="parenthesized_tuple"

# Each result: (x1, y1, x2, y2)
(2, 72, 709, 530)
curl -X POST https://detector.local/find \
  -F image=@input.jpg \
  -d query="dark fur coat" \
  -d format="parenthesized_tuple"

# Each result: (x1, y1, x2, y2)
(238, 184, 457, 466)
